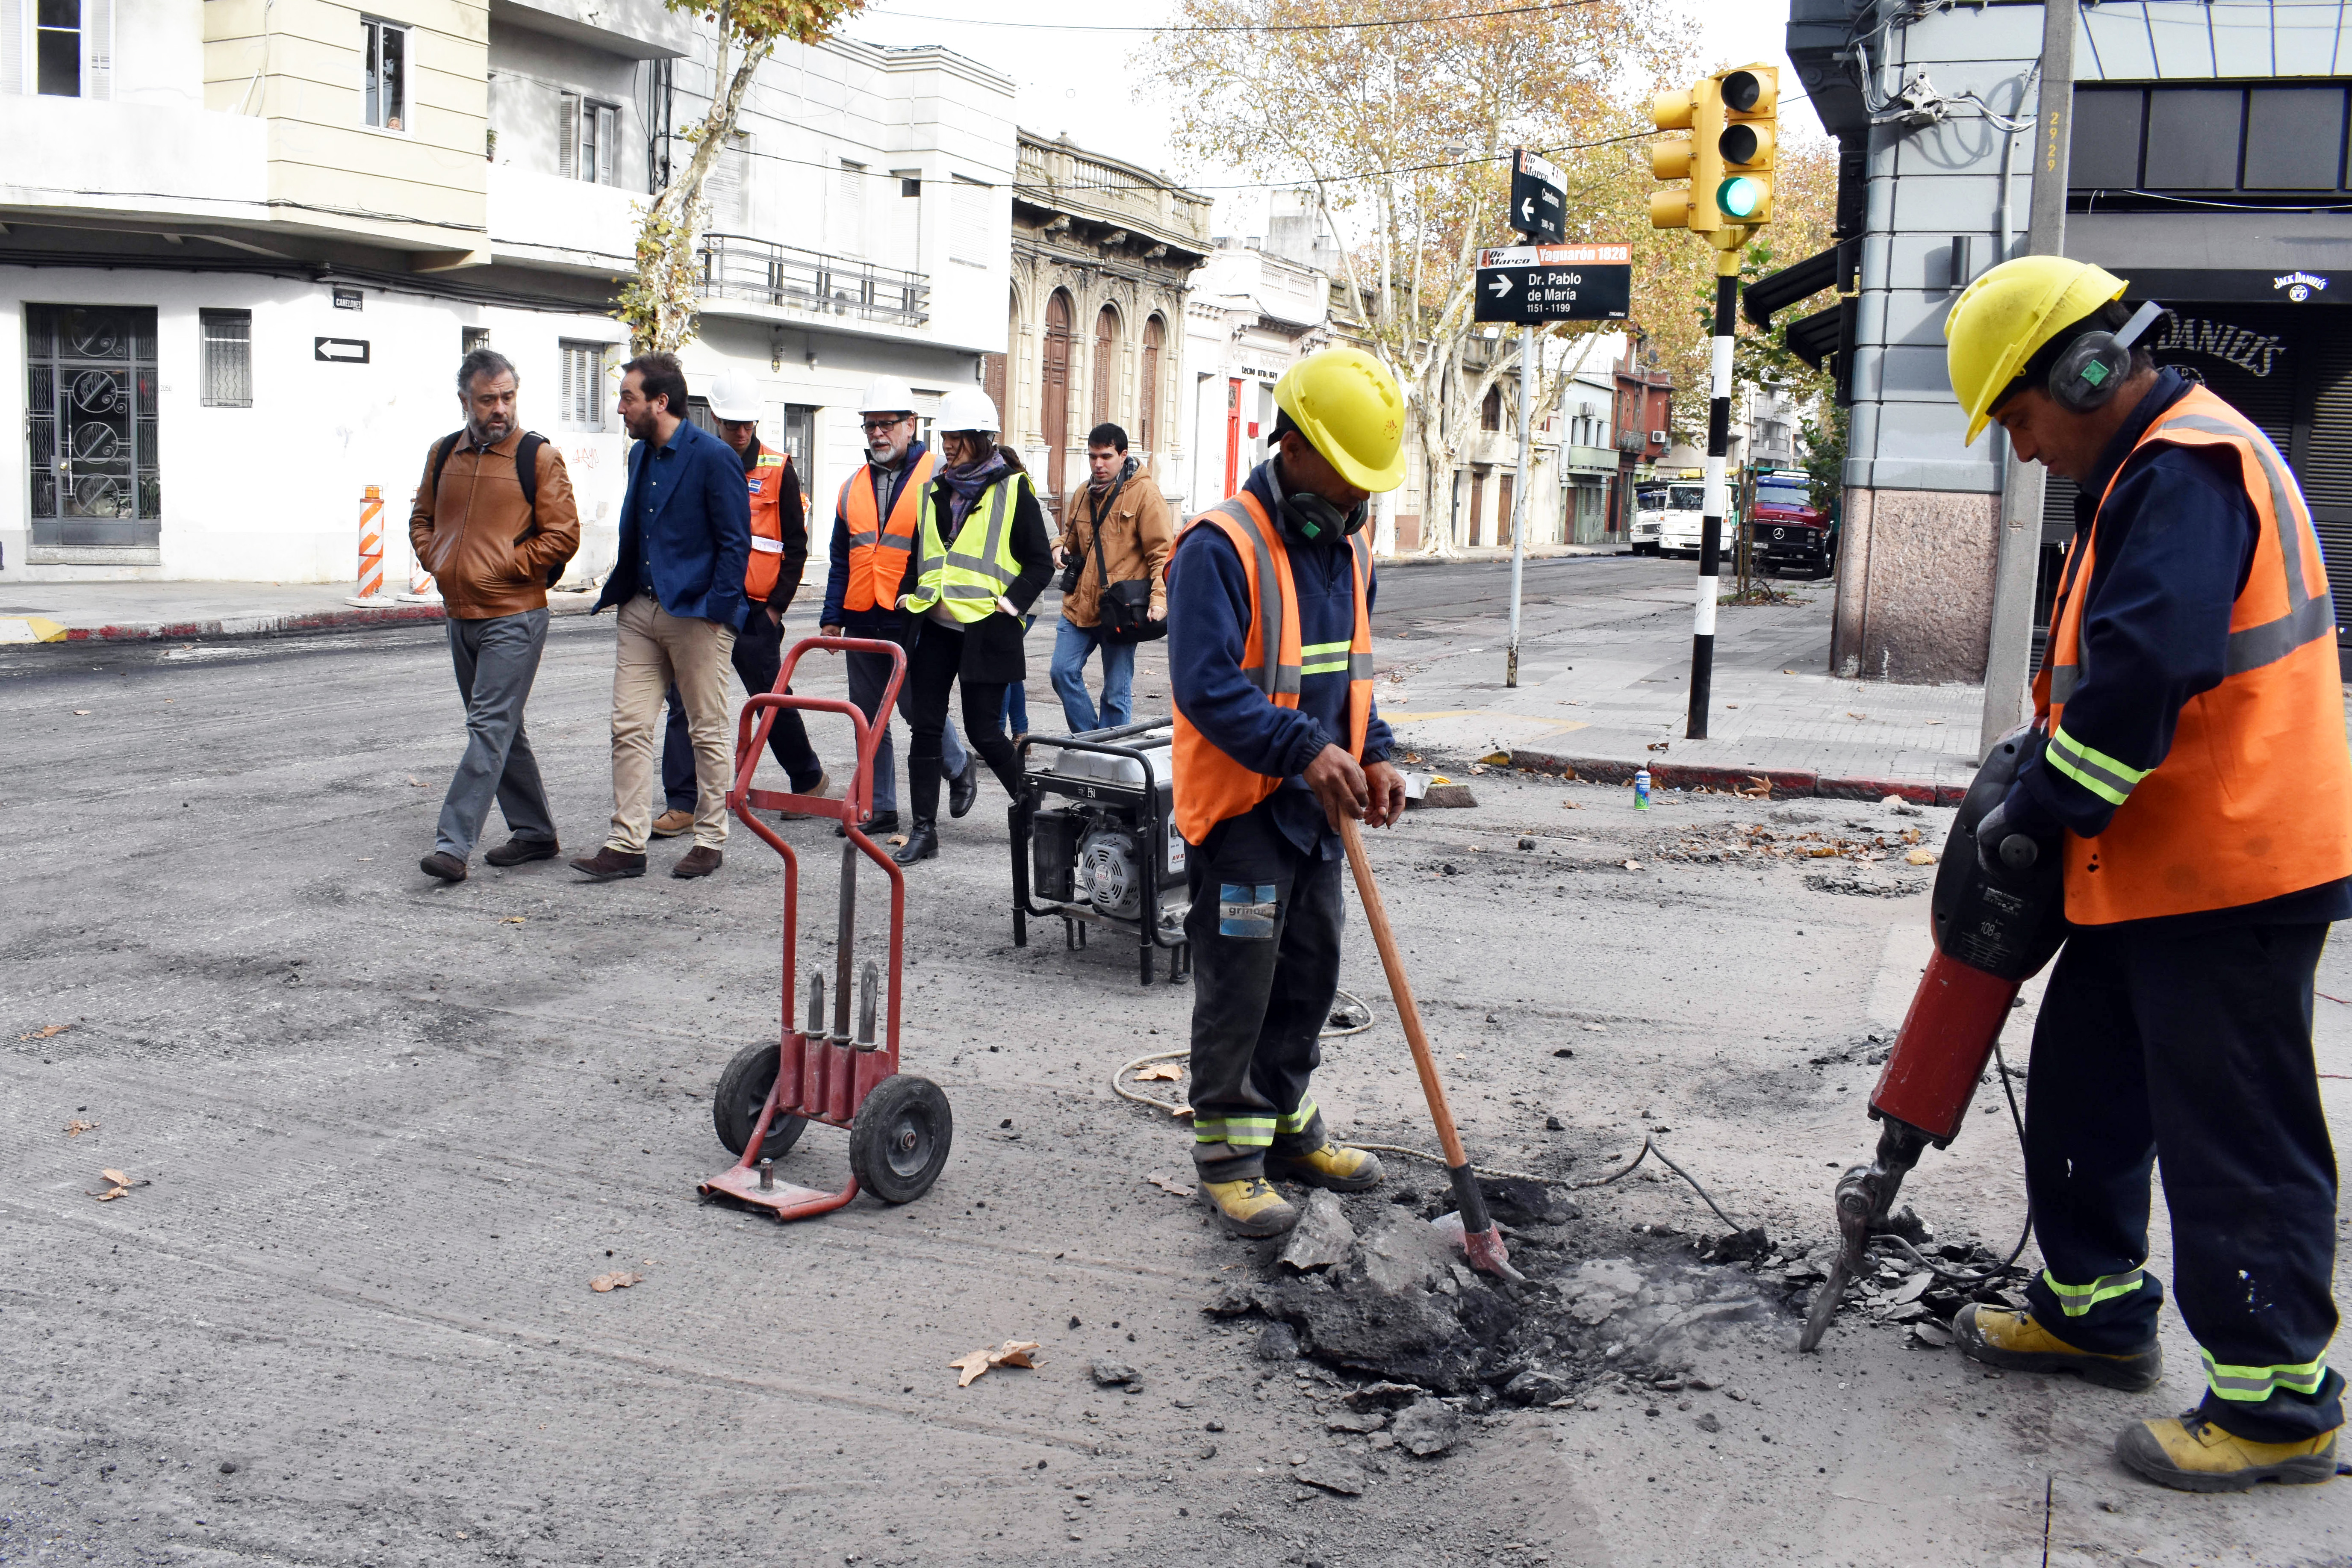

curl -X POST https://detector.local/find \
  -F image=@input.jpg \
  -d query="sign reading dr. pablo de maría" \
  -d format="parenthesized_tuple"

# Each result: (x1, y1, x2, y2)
(1473, 243, 1633, 323)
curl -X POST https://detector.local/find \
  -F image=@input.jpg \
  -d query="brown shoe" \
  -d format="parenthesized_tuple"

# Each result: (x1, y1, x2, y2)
(777, 772, 836, 820)
(650, 808, 694, 839)
(484, 837, 559, 868)
(570, 846, 647, 881)
(419, 850, 467, 882)
(672, 845, 723, 879)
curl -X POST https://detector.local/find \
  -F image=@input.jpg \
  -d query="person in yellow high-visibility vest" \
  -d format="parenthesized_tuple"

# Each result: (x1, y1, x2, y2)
(891, 387, 1053, 865)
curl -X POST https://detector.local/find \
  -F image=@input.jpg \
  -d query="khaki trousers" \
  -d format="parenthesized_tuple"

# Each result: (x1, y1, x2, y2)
(607, 594, 737, 852)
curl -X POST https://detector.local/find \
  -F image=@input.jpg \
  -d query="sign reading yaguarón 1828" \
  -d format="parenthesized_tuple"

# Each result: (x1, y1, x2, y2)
(1472, 243, 1632, 324)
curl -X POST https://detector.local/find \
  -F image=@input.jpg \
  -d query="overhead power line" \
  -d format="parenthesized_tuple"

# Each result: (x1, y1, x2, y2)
(862, 0, 1600, 34)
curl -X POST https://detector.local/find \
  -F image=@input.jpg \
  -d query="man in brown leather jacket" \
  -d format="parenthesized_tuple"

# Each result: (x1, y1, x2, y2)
(411, 347, 581, 882)
(1050, 422, 1170, 732)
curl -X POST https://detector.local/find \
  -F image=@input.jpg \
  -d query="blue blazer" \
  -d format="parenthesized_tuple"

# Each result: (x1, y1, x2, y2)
(594, 418, 751, 630)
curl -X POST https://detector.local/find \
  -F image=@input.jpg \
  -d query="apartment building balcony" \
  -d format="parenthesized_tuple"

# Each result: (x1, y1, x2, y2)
(0, 95, 268, 232)
(697, 233, 931, 331)
(1563, 443, 1621, 476)
(1014, 133, 1213, 262)
(486, 164, 639, 274)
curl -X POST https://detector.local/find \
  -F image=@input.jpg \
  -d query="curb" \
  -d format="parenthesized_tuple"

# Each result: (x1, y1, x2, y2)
(1374, 545, 1630, 569)
(26, 595, 598, 645)
(1505, 747, 1968, 807)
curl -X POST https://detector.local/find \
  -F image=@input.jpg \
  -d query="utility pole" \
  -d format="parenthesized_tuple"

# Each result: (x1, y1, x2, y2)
(1978, 0, 2076, 756)
(1499, 147, 1566, 689)
(1506, 323, 1534, 687)
(1690, 257, 1736, 737)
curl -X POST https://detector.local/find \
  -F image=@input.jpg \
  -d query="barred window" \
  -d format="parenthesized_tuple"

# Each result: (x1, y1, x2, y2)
(558, 340, 606, 430)
(200, 310, 252, 408)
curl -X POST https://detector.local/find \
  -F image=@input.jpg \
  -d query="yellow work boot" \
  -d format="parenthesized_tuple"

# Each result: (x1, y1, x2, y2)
(1197, 1175, 1299, 1239)
(1265, 1139, 1385, 1192)
(1953, 1303, 2163, 1392)
(2116, 1412, 2340, 1492)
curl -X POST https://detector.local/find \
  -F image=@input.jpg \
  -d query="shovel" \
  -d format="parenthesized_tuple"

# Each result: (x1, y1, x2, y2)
(1339, 816, 1525, 1284)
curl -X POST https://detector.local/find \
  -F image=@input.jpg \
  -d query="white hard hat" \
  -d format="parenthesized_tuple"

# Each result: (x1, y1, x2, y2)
(935, 386, 1001, 436)
(707, 371, 761, 422)
(860, 374, 917, 416)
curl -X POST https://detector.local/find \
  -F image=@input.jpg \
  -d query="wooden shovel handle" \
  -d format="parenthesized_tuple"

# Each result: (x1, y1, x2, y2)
(1339, 816, 1470, 1170)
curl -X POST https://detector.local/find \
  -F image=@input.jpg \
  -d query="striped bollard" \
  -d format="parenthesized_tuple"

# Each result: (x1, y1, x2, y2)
(354, 486, 384, 598)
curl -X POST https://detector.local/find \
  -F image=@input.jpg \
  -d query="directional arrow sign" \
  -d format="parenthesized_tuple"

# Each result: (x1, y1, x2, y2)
(1472, 243, 1632, 324)
(1509, 149, 1566, 242)
(314, 337, 371, 364)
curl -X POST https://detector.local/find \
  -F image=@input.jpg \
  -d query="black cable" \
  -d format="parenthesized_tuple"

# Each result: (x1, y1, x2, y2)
(865, 0, 1601, 32)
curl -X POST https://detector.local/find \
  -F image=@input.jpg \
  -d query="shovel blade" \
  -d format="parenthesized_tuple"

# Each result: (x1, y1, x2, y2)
(1430, 1211, 1529, 1284)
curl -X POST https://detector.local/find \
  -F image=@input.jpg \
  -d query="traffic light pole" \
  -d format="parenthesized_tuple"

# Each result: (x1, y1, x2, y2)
(1687, 256, 1739, 739)
(1506, 323, 1534, 687)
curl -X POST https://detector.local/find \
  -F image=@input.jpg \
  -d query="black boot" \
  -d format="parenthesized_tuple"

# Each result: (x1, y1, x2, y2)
(892, 819, 940, 865)
(949, 758, 979, 819)
(837, 809, 901, 840)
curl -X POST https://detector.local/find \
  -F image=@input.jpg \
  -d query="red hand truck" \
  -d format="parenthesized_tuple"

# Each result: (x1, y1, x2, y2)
(699, 636, 953, 1220)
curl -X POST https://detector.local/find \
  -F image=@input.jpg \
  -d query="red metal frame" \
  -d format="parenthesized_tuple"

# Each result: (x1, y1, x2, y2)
(698, 636, 909, 1221)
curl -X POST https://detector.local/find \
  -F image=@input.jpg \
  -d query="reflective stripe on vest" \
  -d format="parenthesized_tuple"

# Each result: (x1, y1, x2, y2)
(1171, 490, 1375, 844)
(2033, 384, 2352, 922)
(902, 469, 1029, 621)
(744, 451, 789, 600)
(839, 451, 935, 614)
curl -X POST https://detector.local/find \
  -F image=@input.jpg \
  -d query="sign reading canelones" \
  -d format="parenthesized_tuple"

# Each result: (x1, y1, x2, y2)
(1472, 243, 1633, 323)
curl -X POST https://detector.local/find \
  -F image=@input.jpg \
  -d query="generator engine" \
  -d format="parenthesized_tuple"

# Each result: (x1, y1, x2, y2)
(1012, 721, 1192, 985)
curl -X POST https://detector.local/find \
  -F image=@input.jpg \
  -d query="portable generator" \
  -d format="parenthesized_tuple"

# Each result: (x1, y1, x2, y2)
(1010, 719, 1192, 986)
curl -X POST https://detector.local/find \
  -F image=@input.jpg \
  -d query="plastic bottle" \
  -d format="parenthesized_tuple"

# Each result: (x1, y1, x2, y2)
(1634, 767, 1651, 810)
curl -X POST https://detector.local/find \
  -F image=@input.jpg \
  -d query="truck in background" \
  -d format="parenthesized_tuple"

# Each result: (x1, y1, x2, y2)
(1742, 467, 1833, 579)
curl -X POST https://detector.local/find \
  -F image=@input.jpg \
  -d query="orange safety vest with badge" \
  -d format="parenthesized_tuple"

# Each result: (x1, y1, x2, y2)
(2034, 383, 2352, 923)
(744, 449, 791, 601)
(838, 451, 937, 615)
(1171, 489, 1374, 845)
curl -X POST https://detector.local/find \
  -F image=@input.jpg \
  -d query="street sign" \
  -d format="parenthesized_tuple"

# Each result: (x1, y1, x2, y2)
(315, 337, 371, 364)
(1472, 243, 1631, 323)
(1509, 149, 1565, 242)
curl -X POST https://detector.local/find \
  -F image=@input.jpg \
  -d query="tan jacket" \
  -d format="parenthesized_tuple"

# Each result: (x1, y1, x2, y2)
(407, 429, 581, 620)
(1055, 469, 1172, 628)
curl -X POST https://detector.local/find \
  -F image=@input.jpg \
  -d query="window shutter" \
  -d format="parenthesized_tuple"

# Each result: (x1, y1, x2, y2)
(0, 0, 22, 95)
(83, 0, 110, 100)
(596, 105, 617, 186)
(951, 176, 987, 265)
(835, 160, 864, 254)
(558, 93, 578, 180)
(560, 347, 577, 424)
(706, 133, 747, 230)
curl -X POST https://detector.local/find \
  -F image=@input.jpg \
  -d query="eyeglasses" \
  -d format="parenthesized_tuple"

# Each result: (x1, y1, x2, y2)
(861, 416, 911, 434)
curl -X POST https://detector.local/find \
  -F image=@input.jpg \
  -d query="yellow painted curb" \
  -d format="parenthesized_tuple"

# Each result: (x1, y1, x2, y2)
(0, 616, 67, 644)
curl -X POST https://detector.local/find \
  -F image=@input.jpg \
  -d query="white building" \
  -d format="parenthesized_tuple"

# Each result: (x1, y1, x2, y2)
(1180, 234, 1335, 514)
(0, 0, 1017, 585)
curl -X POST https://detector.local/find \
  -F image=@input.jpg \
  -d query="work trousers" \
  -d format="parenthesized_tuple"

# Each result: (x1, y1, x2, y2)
(844, 635, 966, 815)
(902, 620, 1021, 825)
(2024, 919, 2343, 1442)
(661, 609, 822, 810)
(1183, 804, 1343, 1182)
(434, 607, 555, 859)
(1049, 615, 1136, 734)
(607, 595, 735, 852)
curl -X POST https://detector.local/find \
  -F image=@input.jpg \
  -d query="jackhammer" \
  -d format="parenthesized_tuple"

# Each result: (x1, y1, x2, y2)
(1798, 727, 2067, 1352)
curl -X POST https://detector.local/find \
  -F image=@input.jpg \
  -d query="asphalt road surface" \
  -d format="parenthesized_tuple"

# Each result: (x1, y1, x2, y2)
(4, 575, 2345, 1565)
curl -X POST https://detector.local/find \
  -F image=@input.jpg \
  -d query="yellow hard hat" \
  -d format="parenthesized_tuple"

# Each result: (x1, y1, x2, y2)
(1945, 256, 2128, 445)
(1273, 347, 1407, 493)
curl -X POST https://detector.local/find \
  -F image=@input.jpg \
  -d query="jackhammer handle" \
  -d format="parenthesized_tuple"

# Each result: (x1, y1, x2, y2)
(1340, 817, 1472, 1171)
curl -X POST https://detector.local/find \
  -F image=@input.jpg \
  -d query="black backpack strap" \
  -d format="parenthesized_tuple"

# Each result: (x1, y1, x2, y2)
(515, 431, 545, 519)
(427, 430, 464, 504)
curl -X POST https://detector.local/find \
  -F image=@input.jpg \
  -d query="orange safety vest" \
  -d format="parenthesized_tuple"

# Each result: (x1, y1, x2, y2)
(1171, 490, 1374, 845)
(837, 451, 936, 615)
(744, 449, 790, 601)
(2034, 383, 2352, 923)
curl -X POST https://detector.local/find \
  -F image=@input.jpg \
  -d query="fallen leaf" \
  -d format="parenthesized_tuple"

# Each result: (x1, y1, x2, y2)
(1559, 799, 1580, 809)
(1925, 719, 1943, 725)
(1621, 859, 1642, 871)
(87, 1169, 148, 1201)
(1478, 750, 1512, 766)
(65, 1119, 97, 1137)
(1132, 1062, 1183, 1082)
(889, 835, 908, 846)
(406, 775, 427, 787)
(1170, 1103, 1195, 1121)
(992, 1340, 1040, 1369)
(1646, 741, 1670, 752)
(951, 1339, 1043, 1388)
(951, 1347, 994, 1387)
(1847, 712, 1866, 720)
(1148, 1173, 1196, 1197)
(1781, 668, 1796, 674)
(1805, 845, 1840, 858)
(589, 1270, 644, 1293)
(20, 1023, 70, 1041)
(1737, 776, 1773, 799)
(1906, 848, 1938, 866)
(501, 916, 526, 924)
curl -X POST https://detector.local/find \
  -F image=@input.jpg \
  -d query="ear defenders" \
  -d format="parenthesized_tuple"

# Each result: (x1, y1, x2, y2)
(2048, 298, 2166, 414)
(1267, 447, 1368, 542)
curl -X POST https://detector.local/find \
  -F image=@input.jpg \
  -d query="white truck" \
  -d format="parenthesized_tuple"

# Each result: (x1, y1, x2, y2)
(1635, 479, 1707, 558)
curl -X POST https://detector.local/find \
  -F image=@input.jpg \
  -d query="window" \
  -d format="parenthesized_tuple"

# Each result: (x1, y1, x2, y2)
(707, 133, 749, 230)
(461, 326, 492, 354)
(558, 340, 606, 430)
(200, 311, 251, 408)
(561, 96, 620, 186)
(362, 18, 406, 131)
(1480, 384, 1502, 431)
(781, 404, 816, 505)
(32, 0, 108, 98)
(950, 174, 989, 267)
(834, 160, 866, 256)
(1140, 315, 1164, 453)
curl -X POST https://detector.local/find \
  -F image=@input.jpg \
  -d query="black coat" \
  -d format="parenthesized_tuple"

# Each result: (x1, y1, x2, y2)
(908, 467, 1054, 684)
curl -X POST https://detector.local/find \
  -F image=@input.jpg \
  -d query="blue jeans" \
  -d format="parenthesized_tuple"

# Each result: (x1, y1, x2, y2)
(1050, 616, 1136, 734)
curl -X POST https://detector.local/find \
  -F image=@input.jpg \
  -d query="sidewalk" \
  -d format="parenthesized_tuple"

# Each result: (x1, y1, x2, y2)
(1377, 574, 1987, 802)
(0, 582, 598, 644)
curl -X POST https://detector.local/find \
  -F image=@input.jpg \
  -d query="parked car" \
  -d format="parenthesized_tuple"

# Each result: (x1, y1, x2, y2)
(1639, 480, 1707, 558)
(1742, 468, 1832, 578)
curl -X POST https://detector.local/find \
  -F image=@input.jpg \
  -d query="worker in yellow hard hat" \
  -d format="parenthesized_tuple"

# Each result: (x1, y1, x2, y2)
(1942, 253, 2352, 1494)
(1164, 345, 1408, 1239)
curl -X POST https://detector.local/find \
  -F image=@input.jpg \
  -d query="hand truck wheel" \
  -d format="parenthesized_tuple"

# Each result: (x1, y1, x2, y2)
(849, 1073, 953, 1204)
(713, 1041, 808, 1163)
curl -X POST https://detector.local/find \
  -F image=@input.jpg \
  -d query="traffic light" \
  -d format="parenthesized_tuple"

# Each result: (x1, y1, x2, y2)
(1715, 65, 1777, 226)
(1648, 78, 1722, 234)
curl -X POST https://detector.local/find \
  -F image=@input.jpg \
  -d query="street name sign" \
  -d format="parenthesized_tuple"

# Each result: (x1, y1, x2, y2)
(1509, 149, 1565, 242)
(1472, 243, 1632, 323)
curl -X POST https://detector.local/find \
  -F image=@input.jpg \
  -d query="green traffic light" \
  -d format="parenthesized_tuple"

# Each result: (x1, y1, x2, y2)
(1718, 176, 1763, 219)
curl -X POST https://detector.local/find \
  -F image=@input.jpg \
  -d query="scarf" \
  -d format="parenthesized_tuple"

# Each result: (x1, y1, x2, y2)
(940, 448, 1009, 534)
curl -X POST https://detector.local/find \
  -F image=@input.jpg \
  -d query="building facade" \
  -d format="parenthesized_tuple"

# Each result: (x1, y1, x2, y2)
(1773, 0, 2352, 682)
(1180, 235, 1336, 519)
(0, 0, 1017, 585)
(994, 131, 1211, 522)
